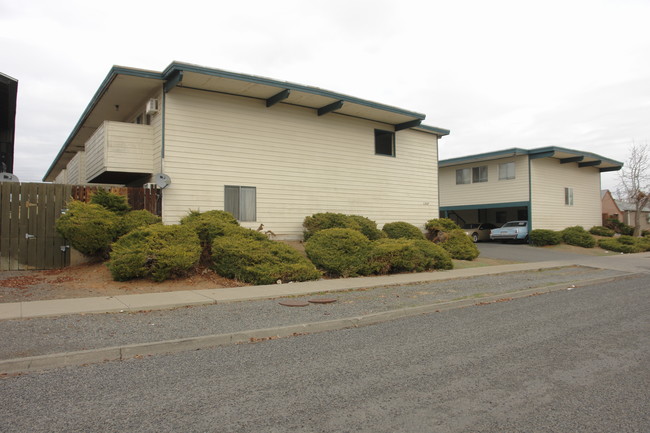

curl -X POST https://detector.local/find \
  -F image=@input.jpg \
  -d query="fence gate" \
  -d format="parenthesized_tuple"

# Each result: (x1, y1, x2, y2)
(1, 182, 72, 271)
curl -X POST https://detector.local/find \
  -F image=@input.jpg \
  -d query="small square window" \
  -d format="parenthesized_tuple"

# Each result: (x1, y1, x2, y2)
(225, 185, 257, 221)
(565, 187, 574, 206)
(456, 168, 471, 184)
(499, 162, 515, 180)
(375, 129, 395, 156)
(472, 166, 488, 183)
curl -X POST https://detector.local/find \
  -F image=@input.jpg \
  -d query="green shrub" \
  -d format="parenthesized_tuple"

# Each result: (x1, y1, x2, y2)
(412, 240, 453, 271)
(382, 221, 425, 240)
(589, 226, 615, 237)
(302, 212, 384, 241)
(529, 229, 562, 247)
(605, 218, 634, 235)
(211, 237, 321, 285)
(347, 215, 385, 240)
(561, 226, 596, 248)
(108, 224, 201, 282)
(369, 239, 429, 274)
(180, 210, 240, 244)
(90, 189, 131, 214)
(118, 210, 162, 236)
(642, 230, 650, 237)
(304, 228, 372, 277)
(56, 201, 120, 257)
(618, 235, 636, 245)
(598, 238, 644, 254)
(425, 218, 461, 241)
(440, 229, 480, 260)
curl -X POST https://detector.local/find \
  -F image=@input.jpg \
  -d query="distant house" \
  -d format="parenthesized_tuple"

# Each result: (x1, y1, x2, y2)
(43, 62, 449, 239)
(600, 189, 621, 223)
(439, 147, 622, 231)
(0, 72, 18, 175)
(601, 189, 650, 231)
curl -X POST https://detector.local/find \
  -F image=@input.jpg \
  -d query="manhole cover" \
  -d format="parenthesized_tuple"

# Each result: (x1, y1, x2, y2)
(278, 300, 310, 307)
(308, 298, 337, 304)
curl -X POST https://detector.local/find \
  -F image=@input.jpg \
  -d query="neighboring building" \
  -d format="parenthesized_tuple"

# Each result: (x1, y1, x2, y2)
(600, 189, 621, 224)
(614, 199, 650, 232)
(44, 62, 449, 239)
(439, 147, 622, 231)
(0, 72, 18, 174)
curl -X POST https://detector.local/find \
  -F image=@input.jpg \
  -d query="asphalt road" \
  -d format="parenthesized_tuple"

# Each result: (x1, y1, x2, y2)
(476, 241, 605, 262)
(2, 275, 648, 432)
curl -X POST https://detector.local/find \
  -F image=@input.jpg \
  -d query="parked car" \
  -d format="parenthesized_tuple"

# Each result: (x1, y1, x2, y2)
(462, 223, 498, 243)
(490, 220, 529, 242)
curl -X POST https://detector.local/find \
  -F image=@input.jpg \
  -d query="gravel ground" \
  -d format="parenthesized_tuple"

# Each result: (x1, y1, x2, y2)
(0, 266, 627, 360)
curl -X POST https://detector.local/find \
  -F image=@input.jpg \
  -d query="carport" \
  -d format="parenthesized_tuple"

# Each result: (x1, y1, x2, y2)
(440, 201, 529, 228)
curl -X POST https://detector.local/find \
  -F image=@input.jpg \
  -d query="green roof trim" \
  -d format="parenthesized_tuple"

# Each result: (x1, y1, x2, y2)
(440, 146, 623, 170)
(414, 124, 450, 136)
(43, 66, 164, 181)
(162, 61, 427, 120)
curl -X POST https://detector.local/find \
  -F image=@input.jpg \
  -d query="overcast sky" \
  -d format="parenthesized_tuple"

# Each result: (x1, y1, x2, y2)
(2, 0, 649, 191)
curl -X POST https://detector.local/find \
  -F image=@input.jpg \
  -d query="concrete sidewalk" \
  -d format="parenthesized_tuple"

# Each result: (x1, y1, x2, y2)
(2, 252, 648, 321)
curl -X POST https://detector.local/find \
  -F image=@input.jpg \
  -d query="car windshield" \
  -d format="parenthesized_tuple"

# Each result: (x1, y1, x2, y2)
(462, 224, 480, 229)
(503, 221, 527, 227)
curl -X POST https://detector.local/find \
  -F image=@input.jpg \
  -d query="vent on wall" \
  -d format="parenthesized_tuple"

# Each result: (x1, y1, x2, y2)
(146, 98, 159, 115)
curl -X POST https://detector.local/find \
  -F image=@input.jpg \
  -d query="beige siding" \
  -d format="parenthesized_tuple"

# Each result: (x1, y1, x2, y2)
(85, 121, 154, 181)
(530, 158, 601, 230)
(66, 151, 86, 184)
(161, 87, 439, 239)
(151, 91, 164, 176)
(439, 155, 529, 207)
(54, 169, 67, 184)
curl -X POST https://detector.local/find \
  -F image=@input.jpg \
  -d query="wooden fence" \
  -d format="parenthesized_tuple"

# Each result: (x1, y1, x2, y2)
(0, 182, 161, 271)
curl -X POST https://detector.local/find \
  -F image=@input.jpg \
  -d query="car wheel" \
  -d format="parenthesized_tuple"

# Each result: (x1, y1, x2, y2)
(472, 233, 479, 243)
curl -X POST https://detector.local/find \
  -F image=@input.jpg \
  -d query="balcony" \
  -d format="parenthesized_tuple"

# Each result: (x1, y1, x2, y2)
(85, 121, 154, 184)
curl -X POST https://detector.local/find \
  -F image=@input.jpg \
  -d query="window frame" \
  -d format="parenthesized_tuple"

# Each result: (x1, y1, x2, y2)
(472, 165, 488, 183)
(374, 129, 395, 157)
(225, 185, 257, 222)
(499, 162, 516, 180)
(565, 187, 574, 206)
(456, 168, 471, 185)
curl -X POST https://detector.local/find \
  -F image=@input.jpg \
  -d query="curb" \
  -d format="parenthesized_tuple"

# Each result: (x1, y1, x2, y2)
(0, 274, 632, 375)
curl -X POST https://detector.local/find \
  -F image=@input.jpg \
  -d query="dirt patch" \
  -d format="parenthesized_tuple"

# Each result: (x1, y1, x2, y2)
(0, 262, 245, 303)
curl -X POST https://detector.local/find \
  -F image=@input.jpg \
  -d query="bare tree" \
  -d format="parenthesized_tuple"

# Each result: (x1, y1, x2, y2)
(617, 143, 650, 236)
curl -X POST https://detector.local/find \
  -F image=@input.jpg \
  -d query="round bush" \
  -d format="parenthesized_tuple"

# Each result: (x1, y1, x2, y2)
(180, 210, 240, 244)
(90, 189, 130, 214)
(305, 228, 372, 277)
(605, 218, 634, 235)
(529, 229, 562, 247)
(302, 213, 384, 241)
(369, 239, 429, 274)
(382, 221, 425, 240)
(118, 210, 162, 236)
(425, 218, 461, 241)
(108, 224, 201, 282)
(211, 237, 321, 285)
(56, 201, 120, 257)
(561, 226, 596, 248)
(589, 226, 615, 237)
(440, 229, 480, 260)
(412, 240, 453, 271)
(598, 238, 644, 254)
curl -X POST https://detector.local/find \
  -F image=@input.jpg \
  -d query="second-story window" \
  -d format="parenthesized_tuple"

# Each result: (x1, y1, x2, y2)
(499, 162, 515, 180)
(375, 129, 395, 156)
(456, 168, 471, 184)
(472, 166, 488, 183)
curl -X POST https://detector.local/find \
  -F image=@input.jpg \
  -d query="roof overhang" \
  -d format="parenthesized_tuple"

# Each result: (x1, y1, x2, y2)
(440, 146, 623, 172)
(44, 61, 449, 181)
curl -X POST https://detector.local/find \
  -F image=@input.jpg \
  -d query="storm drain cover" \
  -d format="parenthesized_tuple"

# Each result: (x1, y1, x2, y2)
(278, 300, 310, 307)
(308, 298, 337, 304)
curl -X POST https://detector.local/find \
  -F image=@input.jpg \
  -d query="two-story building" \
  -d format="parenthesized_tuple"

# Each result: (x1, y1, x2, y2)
(439, 147, 622, 231)
(43, 62, 449, 239)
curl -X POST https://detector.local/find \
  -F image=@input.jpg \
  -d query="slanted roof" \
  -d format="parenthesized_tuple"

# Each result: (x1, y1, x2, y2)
(615, 200, 650, 212)
(439, 146, 623, 173)
(44, 62, 449, 181)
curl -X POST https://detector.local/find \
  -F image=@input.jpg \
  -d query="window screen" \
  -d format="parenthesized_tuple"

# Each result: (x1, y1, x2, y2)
(456, 168, 471, 184)
(225, 186, 257, 221)
(499, 162, 515, 180)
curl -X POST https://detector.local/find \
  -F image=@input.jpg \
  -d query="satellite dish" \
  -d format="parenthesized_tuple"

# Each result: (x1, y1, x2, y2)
(0, 173, 20, 183)
(154, 173, 172, 189)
